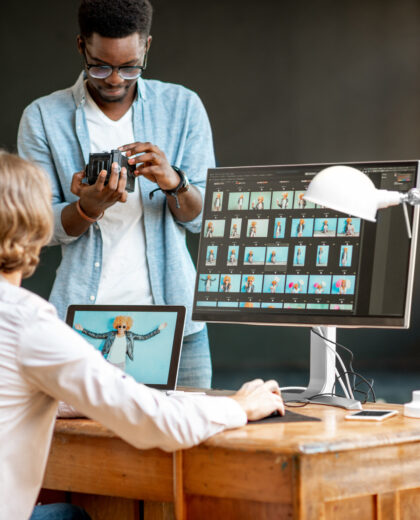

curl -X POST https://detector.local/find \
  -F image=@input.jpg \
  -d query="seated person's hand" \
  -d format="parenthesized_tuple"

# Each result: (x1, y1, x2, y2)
(230, 379, 285, 421)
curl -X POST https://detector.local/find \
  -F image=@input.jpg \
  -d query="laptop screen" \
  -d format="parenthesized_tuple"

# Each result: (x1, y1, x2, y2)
(66, 305, 186, 390)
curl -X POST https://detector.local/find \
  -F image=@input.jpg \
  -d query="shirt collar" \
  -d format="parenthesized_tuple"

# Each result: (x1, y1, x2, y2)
(72, 71, 147, 108)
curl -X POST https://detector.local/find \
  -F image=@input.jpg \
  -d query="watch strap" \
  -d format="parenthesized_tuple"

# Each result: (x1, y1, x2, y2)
(149, 166, 190, 208)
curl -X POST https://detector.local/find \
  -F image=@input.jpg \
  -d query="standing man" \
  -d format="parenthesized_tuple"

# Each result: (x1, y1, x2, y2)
(18, 0, 214, 387)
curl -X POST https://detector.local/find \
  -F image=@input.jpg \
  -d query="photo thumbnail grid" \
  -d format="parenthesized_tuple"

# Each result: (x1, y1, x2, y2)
(197, 183, 361, 312)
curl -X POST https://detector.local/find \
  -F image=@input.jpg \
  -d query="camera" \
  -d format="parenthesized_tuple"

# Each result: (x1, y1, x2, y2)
(85, 150, 136, 192)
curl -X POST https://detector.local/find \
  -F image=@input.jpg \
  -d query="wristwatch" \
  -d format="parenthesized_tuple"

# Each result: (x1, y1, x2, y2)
(149, 166, 190, 208)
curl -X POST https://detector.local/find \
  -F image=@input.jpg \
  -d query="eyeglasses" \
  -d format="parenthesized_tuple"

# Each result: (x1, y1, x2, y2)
(117, 325, 127, 329)
(83, 44, 148, 80)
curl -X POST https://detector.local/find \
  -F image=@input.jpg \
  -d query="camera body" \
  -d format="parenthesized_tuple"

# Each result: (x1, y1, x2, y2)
(85, 150, 136, 192)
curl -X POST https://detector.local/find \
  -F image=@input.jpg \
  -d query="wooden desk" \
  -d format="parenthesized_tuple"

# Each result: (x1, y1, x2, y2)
(42, 403, 420, 519)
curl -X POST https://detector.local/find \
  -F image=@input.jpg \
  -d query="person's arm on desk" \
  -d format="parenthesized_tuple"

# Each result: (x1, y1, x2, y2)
(19, 304, 284, 452)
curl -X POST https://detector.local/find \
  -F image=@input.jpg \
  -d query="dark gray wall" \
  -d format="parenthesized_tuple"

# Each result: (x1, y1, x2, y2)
(1, 0, 420, 374)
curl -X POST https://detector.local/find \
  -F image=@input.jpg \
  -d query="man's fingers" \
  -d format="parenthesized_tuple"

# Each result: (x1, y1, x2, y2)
(94, 170, 107, 191)
(119, 141, 158, 156)
(128, 151, 160, 166)
(70, 171, 85, 196)
(107, 162, 121, 191)
(116, 167, 127, 194)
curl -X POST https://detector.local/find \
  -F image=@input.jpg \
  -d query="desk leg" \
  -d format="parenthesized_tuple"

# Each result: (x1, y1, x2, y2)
(174, 451, 186, 520)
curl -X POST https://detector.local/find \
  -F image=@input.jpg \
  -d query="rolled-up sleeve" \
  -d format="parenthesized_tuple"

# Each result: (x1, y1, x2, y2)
(175, 92, 215, 233)
(17, 104, 78, 246)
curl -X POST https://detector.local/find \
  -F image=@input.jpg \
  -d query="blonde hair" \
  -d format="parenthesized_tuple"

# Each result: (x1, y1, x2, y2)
(0, 151, 53, 278)
(113, 315, 133, 330)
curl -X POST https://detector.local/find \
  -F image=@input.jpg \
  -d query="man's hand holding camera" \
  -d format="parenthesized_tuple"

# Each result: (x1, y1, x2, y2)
(72, 161, 128, 216)
(63, 162, 128, 236)
(119, 141, 202, 222)
(120, 141, 180, 192)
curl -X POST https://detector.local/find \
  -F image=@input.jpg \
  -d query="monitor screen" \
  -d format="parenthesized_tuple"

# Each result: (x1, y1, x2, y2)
(192, 161, 419, 328)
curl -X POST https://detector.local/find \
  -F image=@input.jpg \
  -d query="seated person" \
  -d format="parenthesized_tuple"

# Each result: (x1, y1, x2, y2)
(0, 151, 284, 519)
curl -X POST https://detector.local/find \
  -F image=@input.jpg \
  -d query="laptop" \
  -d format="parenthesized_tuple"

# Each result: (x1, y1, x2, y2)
(66, 305, 186, 390)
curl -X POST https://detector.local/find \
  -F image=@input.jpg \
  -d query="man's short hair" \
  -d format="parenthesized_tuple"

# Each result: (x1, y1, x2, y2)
(78, 0, 153, 39)
(0, 151, 53, 278)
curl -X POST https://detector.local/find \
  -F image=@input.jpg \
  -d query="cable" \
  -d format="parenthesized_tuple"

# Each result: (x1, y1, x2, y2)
(313, 327, 354, 399)
(312, 327, 375, 403)
(279, 386, 306, 392)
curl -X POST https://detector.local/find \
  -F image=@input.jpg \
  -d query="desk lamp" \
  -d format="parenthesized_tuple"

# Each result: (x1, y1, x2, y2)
(305, 164, 420, 416)
(304, 165, 420, 236)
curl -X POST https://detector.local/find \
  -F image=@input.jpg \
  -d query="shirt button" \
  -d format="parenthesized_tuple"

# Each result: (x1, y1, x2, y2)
(95, 224, 99, 230)
(94, 262, 100, 268)
(90, 295, 95, 301)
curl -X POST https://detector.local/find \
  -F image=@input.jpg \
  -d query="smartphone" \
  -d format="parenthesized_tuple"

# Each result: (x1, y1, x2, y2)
(345, 409, 398, 421)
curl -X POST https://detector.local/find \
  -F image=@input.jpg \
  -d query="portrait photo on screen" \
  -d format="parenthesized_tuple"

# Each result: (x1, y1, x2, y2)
(204, 220, 225, 238)
(337, 217, 361, 237)
(272, 191, 294, 210)
(293, 246, 306, 266)
(263, 274, 286, 294)
(290, 218, 314, 238)
(249, 191, 272, 210)
(339, 245, 353, 267)
(243, 246, 266, 265)
(220, 274, 241, 293)
(316, 245, 329, 266)
(308, 275, 332, 294)
(332, 275, 356, 295)
(212, 191, 224, 211)
(227, 245, 239, 266)
(247, 219, 269, 237)
(265, 246, 288, 266)
(72, 310, 176, 385)
(241, 274, 263, 293)
(205, 245, 218, 266)
(293, 191, 315, 210)
(230, 218, 242, 238)
(273, 218, 286, 238)
(228, 191, 250, 211)
(313, 218, 337, 237)
(286, 275, 309, 294)
(198, 273, 220, 292)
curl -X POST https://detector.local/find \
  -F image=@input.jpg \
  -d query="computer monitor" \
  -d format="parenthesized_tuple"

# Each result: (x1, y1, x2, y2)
(192, 161, 420, 408)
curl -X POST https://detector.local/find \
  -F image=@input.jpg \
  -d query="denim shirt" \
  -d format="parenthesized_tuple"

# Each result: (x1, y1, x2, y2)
(18, 72, 215, 335)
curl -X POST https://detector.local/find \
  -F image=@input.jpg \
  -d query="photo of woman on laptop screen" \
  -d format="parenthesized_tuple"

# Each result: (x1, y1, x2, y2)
(73, 311, 175, 385)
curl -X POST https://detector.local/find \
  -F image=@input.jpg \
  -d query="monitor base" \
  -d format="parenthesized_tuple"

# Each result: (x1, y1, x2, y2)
(282, 389, 362, 410)
(281, 326, 362, 411)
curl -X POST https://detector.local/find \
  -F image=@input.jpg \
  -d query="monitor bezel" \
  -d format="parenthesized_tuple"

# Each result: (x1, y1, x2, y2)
(192, 160, 420, 329)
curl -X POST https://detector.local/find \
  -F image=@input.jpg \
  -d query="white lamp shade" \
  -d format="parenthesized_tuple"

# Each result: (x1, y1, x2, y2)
(304, 165, 402, 222)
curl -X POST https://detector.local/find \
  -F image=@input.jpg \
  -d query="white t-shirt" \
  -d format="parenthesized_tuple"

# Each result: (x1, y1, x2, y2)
(83, 84, 153, 304)
(0, 278, 246, 519)
(107, 334, 127, 365)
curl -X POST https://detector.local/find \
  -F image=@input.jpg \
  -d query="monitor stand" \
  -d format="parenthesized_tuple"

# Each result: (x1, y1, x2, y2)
(281, 326, 362, 410)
